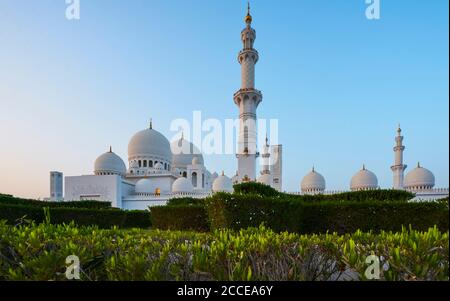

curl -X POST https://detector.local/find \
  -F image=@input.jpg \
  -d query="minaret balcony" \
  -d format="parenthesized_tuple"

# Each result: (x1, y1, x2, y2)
(233, 88, 263, 106)
(238, 49, 259, 63)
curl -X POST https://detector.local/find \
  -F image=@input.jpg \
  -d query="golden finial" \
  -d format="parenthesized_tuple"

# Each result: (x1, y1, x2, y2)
(363, 164, 366, 170)
(312, 166, 315, 172)
(149, 118, 153, 129)
(245, 1, 252, 24)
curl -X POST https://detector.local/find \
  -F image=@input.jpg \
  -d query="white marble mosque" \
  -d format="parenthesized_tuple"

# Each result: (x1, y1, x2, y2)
(49, 5, 448, 209)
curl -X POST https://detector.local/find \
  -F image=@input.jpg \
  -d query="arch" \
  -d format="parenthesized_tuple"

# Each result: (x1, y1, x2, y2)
(149, 161, 153, 168)
(192, 172, 198, 188)
(143, 160, 147, 168)
(183, 171, 187, 178)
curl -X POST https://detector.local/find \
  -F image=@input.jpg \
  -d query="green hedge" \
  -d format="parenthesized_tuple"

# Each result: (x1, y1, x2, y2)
(166, 197, 205, 206)
(0, 194, 111, 209)
(206, 193, 449, 234)
(233, 182, 280, 197)
(0, 203, 151, 229)
(150, 205, 209, 232)
(286, 189, 415, 203)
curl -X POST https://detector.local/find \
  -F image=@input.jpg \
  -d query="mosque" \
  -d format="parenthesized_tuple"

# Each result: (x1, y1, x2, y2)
(49, 5, 448, 209)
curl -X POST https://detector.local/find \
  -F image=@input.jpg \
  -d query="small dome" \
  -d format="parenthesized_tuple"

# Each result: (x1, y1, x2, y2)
(171, 137, 204, 168)
(172, 177, 194, 194)
(212, 172, 233, 193)
(135, 178, 157, 194)
(154, 162, 164, 170)
(94, 148, 126, 176)
(257, 173, 273, 186)
(404, 163, 435, 190)
(350, 165, 378, 191)
(301, 168, 326, 193)
(128, 127, 171, 162)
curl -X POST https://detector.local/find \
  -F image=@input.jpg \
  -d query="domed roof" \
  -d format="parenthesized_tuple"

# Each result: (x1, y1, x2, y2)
(350, 165, 378, 191)
(212, 172, 234, 193)
(301, 168, 326, 192)
(154, 162, 164, 170)
(405, 163, 435, 189)
(135, 178, 157, 194)
(128, 126, 171, 161)
(94, 148, 126, 176)
(172, 177, 194, 194)
(257, 173, 273, 186)
(171, 137, 204, 168)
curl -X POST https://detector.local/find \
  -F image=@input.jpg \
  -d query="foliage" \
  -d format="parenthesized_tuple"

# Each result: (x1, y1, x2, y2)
(166, 197, 205, 206)
(233, 182, 281, 197)
(286, 189, 416, 203)
(0, 222, 447, 281)
(150, 206, 209, 232)
(0, 203, 151, 229)
(0, 194, 111, 209)
(205, 193, 449, 234)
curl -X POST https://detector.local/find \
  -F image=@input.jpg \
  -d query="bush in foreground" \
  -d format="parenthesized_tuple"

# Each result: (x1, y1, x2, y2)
(206, 193, 449, 234)
(0, 194, 111, 209)
(0, 221, 447, 281)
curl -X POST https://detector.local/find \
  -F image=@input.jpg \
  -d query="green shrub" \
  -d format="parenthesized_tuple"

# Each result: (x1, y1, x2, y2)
(205, 193, 449, 234)
(166, 197, 205, 206)
(150, 205, 209, 232)
(0, 203, 150, 229)
(0, 194, 111, 209)
(233, 182, 281, 197)
(286, 189, 415, 203)
(0, 222, 447, 281)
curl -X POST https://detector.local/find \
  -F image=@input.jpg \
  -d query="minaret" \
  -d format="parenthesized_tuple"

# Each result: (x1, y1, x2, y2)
(391, 125, 407, 189)
(260, 136, 270, 175)
(234, 2, 262, 182)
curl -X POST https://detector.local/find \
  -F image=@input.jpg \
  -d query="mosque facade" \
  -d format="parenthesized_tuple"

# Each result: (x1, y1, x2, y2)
(49, 6, 448, 209)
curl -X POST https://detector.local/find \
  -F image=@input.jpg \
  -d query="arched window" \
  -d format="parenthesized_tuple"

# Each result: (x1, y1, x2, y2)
(183, 171, 187, 178)
(192, 172, 197, 188)
(138, 160, 142, 167)
(202, 173, 205, 188)
(143, 160, 147, 168)
(164, 163, 167, 170)
(149, 161, 153, 168)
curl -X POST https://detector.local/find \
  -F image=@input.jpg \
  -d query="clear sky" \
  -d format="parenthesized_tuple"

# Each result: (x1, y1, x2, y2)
(0, 0, 448, 199)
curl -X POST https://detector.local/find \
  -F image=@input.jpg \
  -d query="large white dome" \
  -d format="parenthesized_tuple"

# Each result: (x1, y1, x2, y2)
(94, 149, 126, 176)
(135, 178, 157, 194)
(350, 166, 378, 191)
(301, 168, 326, 193)
(171, 137, 204, 168)
(128, 127, 171, 162)
(257, 173, 273, 187)
(172, 177, 194, 194)
(212, 172, 233, 193)
(404, 163, 435, 190)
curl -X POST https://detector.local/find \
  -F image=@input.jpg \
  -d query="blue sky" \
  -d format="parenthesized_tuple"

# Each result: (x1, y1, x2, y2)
(0, 0, 448, 198)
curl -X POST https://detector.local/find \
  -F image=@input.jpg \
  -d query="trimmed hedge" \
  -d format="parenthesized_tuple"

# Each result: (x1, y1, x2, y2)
(233, 182, 415, 202)
(0, 194, 111, 209)
(0, 203, 151, 229)
(150, 205, 209, 232)
(166, 197, 205, 206)
(206, 193, 449, 234)
(233, 182, 280, 197)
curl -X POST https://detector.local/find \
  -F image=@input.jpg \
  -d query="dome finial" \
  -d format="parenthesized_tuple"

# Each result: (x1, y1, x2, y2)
(222, 170, 225, 176)
(312, 165, 315, 172)
(149, 118, 153, 129)
(418, 162, 421, 168)
(363, 164, 366, 170)
(109, 146, 112, 153)
(245, 1, 252, 24)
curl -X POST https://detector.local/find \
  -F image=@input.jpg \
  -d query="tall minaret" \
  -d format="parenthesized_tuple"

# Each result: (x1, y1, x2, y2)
(234, 2, 262, 182)
(391, 125, 407, 189)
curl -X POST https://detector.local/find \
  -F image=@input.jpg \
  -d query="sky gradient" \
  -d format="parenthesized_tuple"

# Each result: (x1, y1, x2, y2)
(0, 0, 448, 199)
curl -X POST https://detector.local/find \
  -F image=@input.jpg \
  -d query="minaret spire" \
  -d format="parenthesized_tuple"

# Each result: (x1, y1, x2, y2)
(391, 125, 407, 189)
(234, 1, 262, 182)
